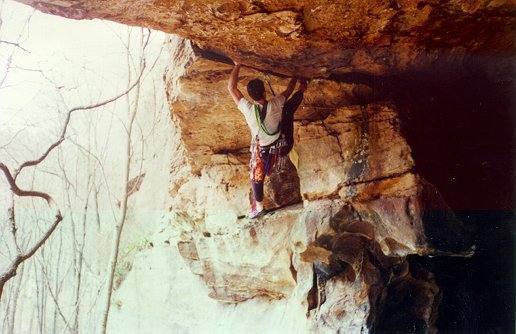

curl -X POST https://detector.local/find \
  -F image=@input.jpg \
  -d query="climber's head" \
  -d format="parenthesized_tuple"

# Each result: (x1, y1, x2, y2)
(247, 79, 265, 101)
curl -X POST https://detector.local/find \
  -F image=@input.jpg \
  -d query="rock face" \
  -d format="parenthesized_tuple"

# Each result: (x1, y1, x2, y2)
(15, 0, 512, 332)
(159, 35, 469, 332)
(15, 0, 515, 77)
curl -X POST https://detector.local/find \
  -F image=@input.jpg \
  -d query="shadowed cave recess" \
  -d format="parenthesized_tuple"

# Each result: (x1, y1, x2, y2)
(345, 53, 515, 333)
(286, 52, 514, 333)
(15, 0, 515, 332)
(392, 55, 514, 333)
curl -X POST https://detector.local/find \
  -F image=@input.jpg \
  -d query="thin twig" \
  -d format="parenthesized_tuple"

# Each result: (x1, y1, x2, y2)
(36, 256, 71, 330)
(0, 40, 30, 53)
(14, 60, 147, 180)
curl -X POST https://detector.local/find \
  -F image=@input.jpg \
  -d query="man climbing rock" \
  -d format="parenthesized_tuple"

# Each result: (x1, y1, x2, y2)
(227, 61, 305, 219)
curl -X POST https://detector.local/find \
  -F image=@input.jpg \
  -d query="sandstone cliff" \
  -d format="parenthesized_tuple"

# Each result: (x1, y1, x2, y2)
(158, 35, 472, 332)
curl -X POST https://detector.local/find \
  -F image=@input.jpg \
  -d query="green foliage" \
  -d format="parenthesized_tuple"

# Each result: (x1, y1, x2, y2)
(113, 237, 153, 290)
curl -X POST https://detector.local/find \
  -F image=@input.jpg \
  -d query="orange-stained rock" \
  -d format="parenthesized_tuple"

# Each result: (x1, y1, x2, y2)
(15, 0, 515, 77)
(159, 35, 469, 331)
(296, 103, 414, 199)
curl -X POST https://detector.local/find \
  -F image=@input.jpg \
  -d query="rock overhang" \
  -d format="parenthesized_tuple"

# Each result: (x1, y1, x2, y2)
(15, 0, 515, 77)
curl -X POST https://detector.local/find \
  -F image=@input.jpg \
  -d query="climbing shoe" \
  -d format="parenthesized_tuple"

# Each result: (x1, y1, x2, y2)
(248, 208, 266, 219)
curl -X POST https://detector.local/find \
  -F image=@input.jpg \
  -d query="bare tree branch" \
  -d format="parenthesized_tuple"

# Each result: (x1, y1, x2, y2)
(0, 11, 34, 89)
(8, 194, 21, 254)
(0, 163, 52, 204)
(0, 209, 62, 299)
(14, 60, 147, 180)
(0, 40, 30, 53)
(101, 28, 147, 334)
(37, 256, 71, 331)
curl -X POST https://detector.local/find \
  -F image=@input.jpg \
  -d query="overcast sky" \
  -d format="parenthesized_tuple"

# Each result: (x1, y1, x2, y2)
(0, 0, 168, 215)
(0, 0, 166, 131)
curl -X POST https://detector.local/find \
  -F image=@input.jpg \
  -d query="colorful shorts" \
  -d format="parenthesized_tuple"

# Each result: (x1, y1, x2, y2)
(249, 139, 277, 182)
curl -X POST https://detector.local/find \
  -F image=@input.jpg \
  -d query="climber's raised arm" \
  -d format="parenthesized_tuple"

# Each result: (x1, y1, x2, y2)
(228, 62, 244, 104)
(279, 77, 297, 99)
(298, 78, 308, 93)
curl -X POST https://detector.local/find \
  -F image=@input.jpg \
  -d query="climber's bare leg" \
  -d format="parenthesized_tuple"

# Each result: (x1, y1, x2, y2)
(251, 180, 264, 216)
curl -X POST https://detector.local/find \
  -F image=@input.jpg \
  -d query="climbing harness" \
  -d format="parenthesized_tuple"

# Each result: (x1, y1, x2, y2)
(252, 102, 289, 175)
(249, 73, 297, 179)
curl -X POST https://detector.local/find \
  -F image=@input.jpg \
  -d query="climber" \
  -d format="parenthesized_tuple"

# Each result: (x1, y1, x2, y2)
(227, 61, 304, 219)
(281, 78, 307, 155)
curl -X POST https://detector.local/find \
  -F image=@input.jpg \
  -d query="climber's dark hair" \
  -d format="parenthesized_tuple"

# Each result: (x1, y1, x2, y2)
(247, 79, 265, 101)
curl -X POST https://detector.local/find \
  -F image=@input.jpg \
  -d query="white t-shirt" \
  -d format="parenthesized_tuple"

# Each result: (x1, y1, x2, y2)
(237, 95, 286, 146)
